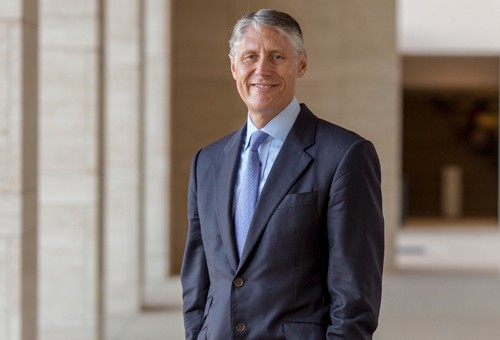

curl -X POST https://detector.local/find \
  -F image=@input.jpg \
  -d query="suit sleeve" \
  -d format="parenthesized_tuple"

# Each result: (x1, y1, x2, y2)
(180, 150, 210, 340)
(326, 139, 384, 339)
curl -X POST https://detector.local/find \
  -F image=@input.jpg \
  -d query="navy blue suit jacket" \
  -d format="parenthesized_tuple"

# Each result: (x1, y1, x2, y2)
(181, 105, 384, 339)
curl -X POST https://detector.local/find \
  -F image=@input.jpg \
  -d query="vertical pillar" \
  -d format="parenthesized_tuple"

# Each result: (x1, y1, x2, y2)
(39, 1, 105, 339)
(441, 165, 463, 218)
(142, 0, 170, 301)
(104, 0, 141, 322)
(0, 1, 38, 339)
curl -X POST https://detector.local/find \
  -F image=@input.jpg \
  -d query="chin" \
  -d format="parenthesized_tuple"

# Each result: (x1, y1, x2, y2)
(249, 99, 276, 111)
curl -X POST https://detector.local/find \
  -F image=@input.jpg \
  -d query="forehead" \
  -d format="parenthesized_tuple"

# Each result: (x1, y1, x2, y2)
(237, 25, 293, 53)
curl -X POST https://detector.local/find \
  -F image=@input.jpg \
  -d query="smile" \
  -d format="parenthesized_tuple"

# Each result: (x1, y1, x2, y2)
(252, 84, 276, 89)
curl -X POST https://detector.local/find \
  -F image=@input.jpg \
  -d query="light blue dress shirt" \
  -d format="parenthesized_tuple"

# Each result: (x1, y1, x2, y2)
(234, 98, 301, 206)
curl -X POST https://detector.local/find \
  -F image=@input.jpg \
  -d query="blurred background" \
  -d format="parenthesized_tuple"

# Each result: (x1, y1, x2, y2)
(1, 0, 499, 339)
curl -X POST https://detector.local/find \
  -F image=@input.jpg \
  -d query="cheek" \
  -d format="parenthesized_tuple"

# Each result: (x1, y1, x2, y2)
(283, 73, 297, 87)
(231, 68, 241, 80)
(237, 72, 252, 88)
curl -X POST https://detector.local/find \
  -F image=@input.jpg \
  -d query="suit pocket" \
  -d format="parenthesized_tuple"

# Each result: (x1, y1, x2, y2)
(196, 327, 207, 340)
(283, 321, 326, 340)
(203, 296, 213, 319)
(277, 191, 317, 210)
(198, 296, 212, 338)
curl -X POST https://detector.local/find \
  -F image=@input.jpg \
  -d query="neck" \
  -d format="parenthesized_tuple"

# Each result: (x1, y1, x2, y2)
(248, 99, 294, 129)
(249, 111, 279, 129)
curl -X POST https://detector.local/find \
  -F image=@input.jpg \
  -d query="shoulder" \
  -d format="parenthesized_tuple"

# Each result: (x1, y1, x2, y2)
(203, 130, 239, 152)
(296, 105, 380, 172)
(316, 117, 364, 145)
(299, 104, 369, 150)
(194, 129, 242, 164)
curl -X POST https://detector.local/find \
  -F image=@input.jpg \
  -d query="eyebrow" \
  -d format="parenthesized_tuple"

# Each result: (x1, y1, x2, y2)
(240, 48, 289, 56)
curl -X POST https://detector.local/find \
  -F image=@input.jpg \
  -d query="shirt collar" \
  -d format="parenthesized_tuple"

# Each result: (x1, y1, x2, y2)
(245, 97, 301, 149)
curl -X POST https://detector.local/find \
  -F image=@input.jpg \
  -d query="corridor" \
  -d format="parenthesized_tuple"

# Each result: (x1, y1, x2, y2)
(110, 227, 500, 340)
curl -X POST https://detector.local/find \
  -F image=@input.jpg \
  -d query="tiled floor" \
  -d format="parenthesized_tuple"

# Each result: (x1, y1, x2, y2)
(107, 279, 184, 340)
(397, 224, 500, 272)
(110, 226, 500, 340)
(377, 272, 500, 339)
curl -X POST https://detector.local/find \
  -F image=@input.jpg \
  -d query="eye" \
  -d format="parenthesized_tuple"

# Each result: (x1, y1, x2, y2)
(272, 54, 285, 61)
(243, 54, 257, 63)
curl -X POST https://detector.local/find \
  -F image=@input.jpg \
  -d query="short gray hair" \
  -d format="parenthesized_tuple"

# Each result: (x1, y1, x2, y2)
(229, 9, 305, 58)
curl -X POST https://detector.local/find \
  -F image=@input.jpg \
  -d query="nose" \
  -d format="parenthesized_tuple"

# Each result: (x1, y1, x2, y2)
(255, 58, 272, 76)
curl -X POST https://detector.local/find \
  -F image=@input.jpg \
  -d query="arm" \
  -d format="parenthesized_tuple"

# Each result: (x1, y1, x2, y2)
(180, 150, 210, 340)
(326, 139, 384, 339)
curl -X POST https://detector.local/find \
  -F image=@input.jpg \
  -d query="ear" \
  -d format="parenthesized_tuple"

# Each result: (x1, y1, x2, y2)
(297, 53, 307, 78)
(229, 54, 237, 80)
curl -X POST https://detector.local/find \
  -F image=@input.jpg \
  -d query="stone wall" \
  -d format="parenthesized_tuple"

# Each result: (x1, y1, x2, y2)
(170, 0, 400, 273)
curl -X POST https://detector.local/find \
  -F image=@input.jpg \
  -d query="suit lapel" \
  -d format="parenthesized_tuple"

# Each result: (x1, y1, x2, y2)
(238, 107, 317, 269)
(214, 127, 245, 272)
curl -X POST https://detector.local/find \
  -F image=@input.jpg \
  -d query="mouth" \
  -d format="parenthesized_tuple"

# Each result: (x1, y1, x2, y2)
(251, 83, 277, 90)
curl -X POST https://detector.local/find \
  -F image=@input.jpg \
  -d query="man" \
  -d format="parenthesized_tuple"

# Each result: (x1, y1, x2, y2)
(181, 9, 384, 340)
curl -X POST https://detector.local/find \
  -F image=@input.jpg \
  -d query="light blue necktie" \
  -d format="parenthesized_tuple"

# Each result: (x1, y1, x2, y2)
(235, 130, 269, 257)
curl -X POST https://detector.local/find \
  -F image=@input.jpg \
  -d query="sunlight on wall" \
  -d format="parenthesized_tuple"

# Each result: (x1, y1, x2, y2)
(398, 0, 500, 55)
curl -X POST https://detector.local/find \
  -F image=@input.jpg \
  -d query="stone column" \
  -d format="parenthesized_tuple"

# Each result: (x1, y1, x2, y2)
(104, 0, 141, 322)
(39, 1, 105, 339)
(170, 1, 399, 272)
(142, 0, 170, 302)
(0, 1, 38, 339)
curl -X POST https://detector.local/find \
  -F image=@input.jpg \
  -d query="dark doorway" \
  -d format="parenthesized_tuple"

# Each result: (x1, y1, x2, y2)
(402, 56, 499, 222)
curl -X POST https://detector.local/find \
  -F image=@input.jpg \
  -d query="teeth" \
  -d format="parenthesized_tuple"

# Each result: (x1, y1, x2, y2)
(254, 84, 273, 88)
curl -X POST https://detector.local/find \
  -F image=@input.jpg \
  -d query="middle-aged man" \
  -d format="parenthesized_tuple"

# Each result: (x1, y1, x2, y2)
(181, 9, 384, 340)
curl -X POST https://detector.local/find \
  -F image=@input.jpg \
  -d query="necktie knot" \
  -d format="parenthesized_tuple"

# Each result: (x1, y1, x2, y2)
(249, 130, 268, 152)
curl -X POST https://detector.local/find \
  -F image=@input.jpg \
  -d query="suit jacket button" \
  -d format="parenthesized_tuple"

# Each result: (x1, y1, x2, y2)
(233, 277, 244, 287)
(235, 322, 246, 332)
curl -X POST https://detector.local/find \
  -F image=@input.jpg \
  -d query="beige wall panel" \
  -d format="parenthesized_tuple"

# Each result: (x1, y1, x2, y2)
(0, 20, 22, 245)
(236, 0, 400, 270)
(170, 78, 243, 272)
(143, 0, 169, 301)
(0, 229, 36, 340)
(39, 206, 97, 330)
(0, 237, 21, 340)
(41, 18, 96, 49)
(105, 0, 141, 322)
(403, 56, 500, 90)
(40, 0, 94, 16)
(40, 51, 98, 173)
(0, 196, 20, 235)
(39, 0, 103, 338)
(171, 0, 399, 271)
(170, 0, 243, 272)
(0, 2, 21, 18)
(0, 22, 22, 193)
